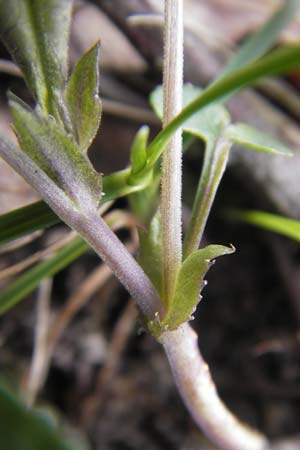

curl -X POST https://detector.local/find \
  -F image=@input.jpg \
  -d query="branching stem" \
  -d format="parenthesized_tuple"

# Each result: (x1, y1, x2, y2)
(0, 137, 163, 320)
(0, 5, 271, 447)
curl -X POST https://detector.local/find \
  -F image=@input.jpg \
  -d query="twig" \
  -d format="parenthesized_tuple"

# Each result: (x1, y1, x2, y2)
(256, 78, 300, 121)
(20, 211, 138, 403)
(46, 239, 136, 349)
(0, 231, 75, 281)
(0, 204, 113, 281)
(0, 59, 22, 77)
(23, 278, 53, 406)
(24, 249, 130, 405)
(102, 98, 159, 126)
(0, 231, 42, 255)
(127, 14, 163, 27)
(161, 0, 183, 304)
(46, 264, 112, 350)
(81, 299, 137, 425)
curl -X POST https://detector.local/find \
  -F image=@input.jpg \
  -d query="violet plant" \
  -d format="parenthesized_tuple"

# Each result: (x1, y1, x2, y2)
(0, 0, 300, 449)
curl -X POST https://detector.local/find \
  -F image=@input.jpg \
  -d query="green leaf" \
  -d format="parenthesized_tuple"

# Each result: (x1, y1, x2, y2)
(2, 44, 300, 245)
(0, 209, 133, 313)
(183, 138, 231, 258)
(226, 123, 293, 156)
(221, 0, 300, 76)
(0, 201, 59, 246)
(0, 0, 72, 114)
(0, 236, 88, 315)
(129, 126, 149, 176)
(138, 211, 163, 298)
(0, 165, 152, 247)
(1, 42, 299, 243)
(229, 210, 300, 242)
(151, 85, 231, 258)
(146, 45, 300, 170)
(65, 43, 102, 153)
(128, 163, 160, 224)
(0, 384, 73, 450)
(150, 84, 229, 143)
(103, 167, 151, 200)
(162, 245, 234, 330)
(10, 96, 102, 209)
(147, 1, 299, 169)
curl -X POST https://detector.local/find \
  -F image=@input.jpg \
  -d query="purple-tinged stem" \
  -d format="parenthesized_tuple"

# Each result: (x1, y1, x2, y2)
(74, 210, 163, 319)
(160, 323, 269, 450)
(0, 137, 162, 319)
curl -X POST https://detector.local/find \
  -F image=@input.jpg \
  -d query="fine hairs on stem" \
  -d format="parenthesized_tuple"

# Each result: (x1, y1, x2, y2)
(161, 0, 184, 305)
(1, 0, 292, 448)
(158, 2, 268, 449)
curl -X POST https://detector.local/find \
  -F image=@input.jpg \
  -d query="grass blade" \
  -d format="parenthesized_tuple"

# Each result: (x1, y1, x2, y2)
(229, 210, 300, 242)
(0, 201, 59, 246)
(0, 236, 88, 315)
(222, 0, 300, 76)
(146, 45, 300, 169)
(1, 7, 300, 245)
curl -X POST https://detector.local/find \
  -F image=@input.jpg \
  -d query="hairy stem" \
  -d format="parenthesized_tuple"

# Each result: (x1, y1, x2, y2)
(160, 324, 269, 450)
(145, 46, 300, 171)
(74, 210, 162, 318)
(183, 137, 231, 258)
(0, 137, 162, 320)
(161, 0, 183, 304)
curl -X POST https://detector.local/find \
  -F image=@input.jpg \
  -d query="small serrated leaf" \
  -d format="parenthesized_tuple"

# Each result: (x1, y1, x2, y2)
(138, 211, 163, 298)
(9, 96, 102, 209)
(0, 0, 72, 114)
(65, 43, 102, 153)
(130, 126, 149, 175)
(162, 244, 234, 330)
(150, 84, 229, 143)
(225, 123, 293, 156)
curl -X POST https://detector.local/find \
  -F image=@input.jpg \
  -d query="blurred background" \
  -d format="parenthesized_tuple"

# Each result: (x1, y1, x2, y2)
(1, 1, 300, 448)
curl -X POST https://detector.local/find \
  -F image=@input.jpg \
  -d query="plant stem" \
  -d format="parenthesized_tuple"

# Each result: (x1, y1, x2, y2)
(74, 210, 164, 319)
(0, 136, 162, 320)
(145, 46, 300, 172)
(161, 0, 183, 304)
(160, 323, 269, 450)
(183, 137, 231, 258)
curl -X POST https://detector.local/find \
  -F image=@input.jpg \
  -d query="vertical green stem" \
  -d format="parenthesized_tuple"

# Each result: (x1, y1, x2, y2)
(183, 137, 231, 259)
(161, 0, 184, 304)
